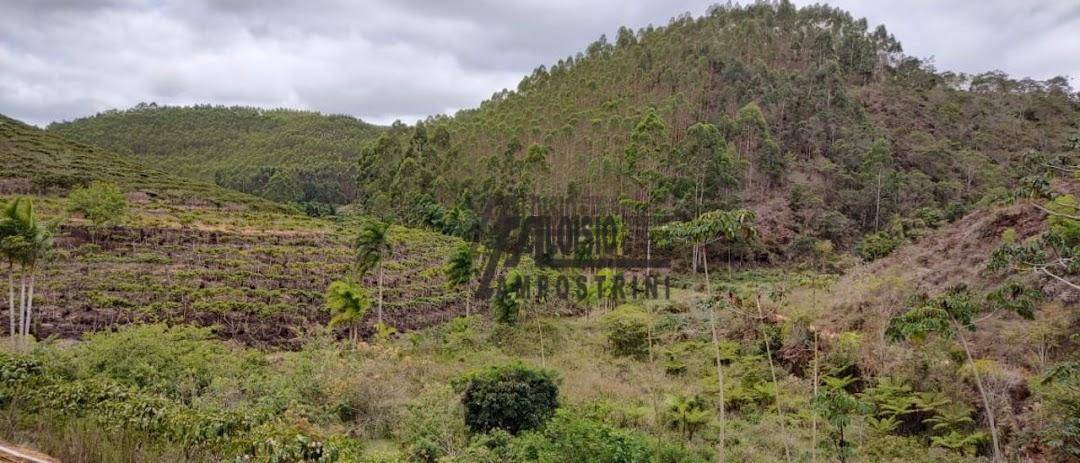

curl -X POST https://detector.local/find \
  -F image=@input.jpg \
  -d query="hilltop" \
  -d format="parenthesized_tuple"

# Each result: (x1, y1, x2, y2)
(351, 3, 1077, 258)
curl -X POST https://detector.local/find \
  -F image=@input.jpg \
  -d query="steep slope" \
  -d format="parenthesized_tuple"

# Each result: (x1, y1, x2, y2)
(2, 115, 467, 347)
(353, 2, 1078, 257)
(47, 105, 383, 206)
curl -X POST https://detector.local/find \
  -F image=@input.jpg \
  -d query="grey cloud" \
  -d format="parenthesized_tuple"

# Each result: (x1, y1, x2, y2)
(0, 1, 1077, 128)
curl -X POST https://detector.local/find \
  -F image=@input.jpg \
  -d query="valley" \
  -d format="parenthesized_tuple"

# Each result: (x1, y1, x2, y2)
(0, 2, 1077, 463)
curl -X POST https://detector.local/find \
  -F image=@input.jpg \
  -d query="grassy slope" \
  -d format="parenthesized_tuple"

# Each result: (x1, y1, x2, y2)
(2, 115, 467, 347)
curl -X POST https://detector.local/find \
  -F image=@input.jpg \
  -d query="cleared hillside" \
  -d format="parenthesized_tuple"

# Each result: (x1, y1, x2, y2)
(2, 114, 468, 347)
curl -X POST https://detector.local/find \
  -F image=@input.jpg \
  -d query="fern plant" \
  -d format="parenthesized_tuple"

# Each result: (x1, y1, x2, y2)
(663, 394, 712, 440)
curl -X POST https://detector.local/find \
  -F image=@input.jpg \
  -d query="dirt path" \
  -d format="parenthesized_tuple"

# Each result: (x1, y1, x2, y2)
(0, 441, 56, 463)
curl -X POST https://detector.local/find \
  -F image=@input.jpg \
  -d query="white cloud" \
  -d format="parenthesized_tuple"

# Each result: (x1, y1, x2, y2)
(0, 0, 1076, 127)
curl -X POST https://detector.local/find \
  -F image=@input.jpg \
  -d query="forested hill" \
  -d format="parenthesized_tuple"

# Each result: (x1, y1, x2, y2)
(47, 104, 383, 207)
(1, 114, 281, 211)
(354, 2, 1078, 256)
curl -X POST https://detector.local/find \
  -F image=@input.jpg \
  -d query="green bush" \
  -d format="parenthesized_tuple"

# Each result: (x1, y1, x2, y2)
(460, 363, 559, 434)
(67, 180, 126, 228)
(856, 230, 905, 261)
(0, 352, 45, 406)
(400, 385, 468, 462)
(600, 304, 653, 359)
(505, 410, 707, 463)
(230, 418, 345, 463)
(1031, 363, 1080, 460)
(70, 324, 260, 402)
(0, 351, 44, 386)
(915, 207, 946, 228)
(491, 270, 524, 325)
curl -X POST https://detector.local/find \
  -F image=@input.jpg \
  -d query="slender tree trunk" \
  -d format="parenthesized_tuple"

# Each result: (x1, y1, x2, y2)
(18, 274, 26, 341)
(874, 173, 882, 231)
(465, 288, 471, 317)
(812, 331, 819, 463)
(952, 318, 1002, 462)
(377, 264, 384, 326)
(645, 231, 652, 278)
(7, 265, 14, 344)
(647, 306, 655, 363)
(756, 296, 791, 462)
(535, 306, 546, 368)
(24, 273, 33, 343)
(703, 251, 726, 463)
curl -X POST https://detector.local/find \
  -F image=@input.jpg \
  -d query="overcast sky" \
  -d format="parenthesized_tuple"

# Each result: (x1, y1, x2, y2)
(1, 0, 1077, 127)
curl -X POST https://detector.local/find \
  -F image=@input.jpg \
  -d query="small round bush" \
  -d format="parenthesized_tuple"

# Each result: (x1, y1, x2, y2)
(461, 363, 558, 434)
(855, 231, 904, 261)
(67, 180, 126, 228)
(601, 304, 653, 359)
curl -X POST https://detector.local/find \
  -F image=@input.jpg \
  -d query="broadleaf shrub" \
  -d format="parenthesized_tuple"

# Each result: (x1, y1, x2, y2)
(460, 363, 558, 434)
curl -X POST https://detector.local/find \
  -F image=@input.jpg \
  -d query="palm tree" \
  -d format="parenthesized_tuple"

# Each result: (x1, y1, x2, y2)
(0, 199, 20, 341)
(0, 198, 52, 348)
(445, 243, 476, 316)
(325, 280, 371, 344)
(354, 220, 392, 326)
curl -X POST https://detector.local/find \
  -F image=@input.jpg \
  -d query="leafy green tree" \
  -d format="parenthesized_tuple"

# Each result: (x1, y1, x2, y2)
(460, 363, 559, 434)
(620, 109, 669, 274)
(679, 122, 740, 216)
(67, 181, 127, 239)
(813, 374, 867, 463)
(1030, 362, 1080, 460)
(736, 102, 783, 191)
(674, 122, 742, 271)
(859, 138, 895, 231)
(445, 244, 478, 316)
(354, 220, 392, 325)
(0, 201, 18, 342)
(325, 280, 371, 344)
